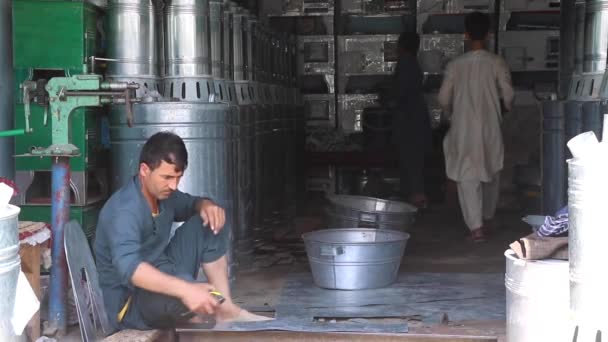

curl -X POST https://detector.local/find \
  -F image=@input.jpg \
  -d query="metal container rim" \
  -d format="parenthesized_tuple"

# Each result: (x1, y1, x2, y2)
(0, 204, 20, 221)
(504, 249, 568, 266)
(302, 228, 410, 245)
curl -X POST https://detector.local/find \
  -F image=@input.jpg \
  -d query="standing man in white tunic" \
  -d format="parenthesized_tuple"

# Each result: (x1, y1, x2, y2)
(438, 12, 514, 242)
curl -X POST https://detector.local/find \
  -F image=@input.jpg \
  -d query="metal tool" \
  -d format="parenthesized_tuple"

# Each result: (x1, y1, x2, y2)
(19, 74, 139, 157)
(210, 290, 226, 304)
(16, 73, 139, 335)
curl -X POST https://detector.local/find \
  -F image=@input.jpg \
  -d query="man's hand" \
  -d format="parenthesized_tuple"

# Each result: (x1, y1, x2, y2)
(180, 283, 221, 315)
(199, 199, 226, 234)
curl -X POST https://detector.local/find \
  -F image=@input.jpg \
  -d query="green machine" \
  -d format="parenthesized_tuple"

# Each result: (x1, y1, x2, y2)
(12, 0, 108, 238)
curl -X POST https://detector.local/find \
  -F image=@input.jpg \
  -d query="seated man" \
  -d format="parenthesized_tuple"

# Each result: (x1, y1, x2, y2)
(94, 131, 269, 331)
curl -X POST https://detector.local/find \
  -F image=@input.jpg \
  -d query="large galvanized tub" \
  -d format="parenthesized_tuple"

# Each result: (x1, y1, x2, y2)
(303, 228, 409, 290)
(326, 195, 417, 232)
(0, 204, 21, 341)
(505, 250, 569, 342)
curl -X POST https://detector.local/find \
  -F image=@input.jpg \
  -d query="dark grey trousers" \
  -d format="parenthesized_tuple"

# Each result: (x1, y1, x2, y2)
(122, 215, 227, 329)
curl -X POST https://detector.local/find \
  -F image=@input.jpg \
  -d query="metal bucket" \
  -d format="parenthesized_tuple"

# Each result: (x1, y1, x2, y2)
(505, 250, 569, 342)
(0, 204, 21, 341)
(567, 157, 608, 340)
(302, 228, 409, 290)
(326, 195, 417, 232)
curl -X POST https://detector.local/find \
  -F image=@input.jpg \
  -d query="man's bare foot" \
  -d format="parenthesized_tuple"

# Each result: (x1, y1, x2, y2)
(215, 302, 274, 323)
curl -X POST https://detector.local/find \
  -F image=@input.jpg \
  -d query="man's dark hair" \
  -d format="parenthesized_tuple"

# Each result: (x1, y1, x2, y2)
(398, 31, 420, 54)
(139, 131, 188, 172)
(465, 12, 490, 41)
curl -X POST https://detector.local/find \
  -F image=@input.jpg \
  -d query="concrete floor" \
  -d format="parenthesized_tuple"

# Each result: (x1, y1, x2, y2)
(230, 199, 530, 342)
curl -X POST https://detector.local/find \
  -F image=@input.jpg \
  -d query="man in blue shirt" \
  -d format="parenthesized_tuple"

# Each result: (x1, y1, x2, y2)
(94, 131, 268, 330)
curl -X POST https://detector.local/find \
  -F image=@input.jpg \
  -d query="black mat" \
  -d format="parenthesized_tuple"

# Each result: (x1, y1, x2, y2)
(210, 271, 504, 333)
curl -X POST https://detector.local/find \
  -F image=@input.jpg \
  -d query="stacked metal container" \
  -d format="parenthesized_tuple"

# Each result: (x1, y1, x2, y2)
(106, 0, 161, 96)
(109, 0, 239, 279)
(497, 0, 560, 73)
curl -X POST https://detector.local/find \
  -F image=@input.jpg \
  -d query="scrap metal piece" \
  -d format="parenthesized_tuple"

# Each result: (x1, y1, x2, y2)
(65, 220, 112, 341)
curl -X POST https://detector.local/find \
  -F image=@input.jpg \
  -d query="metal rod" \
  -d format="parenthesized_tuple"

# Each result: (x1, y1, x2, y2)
(0, 128, 25, 137)
(48, 156, 71, 335)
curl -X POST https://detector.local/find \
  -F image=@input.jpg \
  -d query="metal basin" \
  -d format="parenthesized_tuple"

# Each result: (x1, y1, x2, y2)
(326, 195, 417, 232)
(302, 228, 409, 290)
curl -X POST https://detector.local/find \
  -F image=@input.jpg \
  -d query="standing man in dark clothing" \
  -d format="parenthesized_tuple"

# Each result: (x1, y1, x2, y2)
(392, 32, 433, 208)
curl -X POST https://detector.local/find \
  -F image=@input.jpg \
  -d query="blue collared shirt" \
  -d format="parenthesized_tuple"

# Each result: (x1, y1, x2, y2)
(93, 176, 202, 330)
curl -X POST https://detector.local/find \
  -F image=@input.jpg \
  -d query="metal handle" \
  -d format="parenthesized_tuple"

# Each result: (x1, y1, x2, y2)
(0, 129, 25, 138)
(359, 212, 378, 224)
(21, 81, 37, 133)
(320, 245, 345, 257)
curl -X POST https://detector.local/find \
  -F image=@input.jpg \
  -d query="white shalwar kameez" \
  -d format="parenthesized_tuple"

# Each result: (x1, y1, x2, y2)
(438, 50, 514, 231)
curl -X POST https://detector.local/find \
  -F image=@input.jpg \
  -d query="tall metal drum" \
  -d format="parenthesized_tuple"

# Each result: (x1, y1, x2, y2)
(109, 102, 238, 280)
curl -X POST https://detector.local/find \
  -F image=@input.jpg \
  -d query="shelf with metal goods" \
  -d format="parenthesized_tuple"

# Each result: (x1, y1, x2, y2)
(497, 7, 560, 74)
(416, 0, 496, 33)
(336, 34, 399, 94)
(341, 0, 415, 15)
(498, 0, 560, 30)
(297, 35, 336, 94)
(262, 0, 335, 17)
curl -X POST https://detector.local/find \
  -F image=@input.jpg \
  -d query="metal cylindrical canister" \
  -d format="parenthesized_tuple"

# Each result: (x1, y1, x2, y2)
(232, 7, 245, 81)
(581, 100, 605, 141)
(163, 0, 214, 101)
(574, 1, 586, 74)
(583, 0, 608, 73)
(106, 0, 159, 95)
(155, 0, 165, 78)
(541, 100, 566, 215)
(560, 0, 577, 99)
(164, 0, 211, 77)
(245, 15, 258, 82)
(209, 0, 223, 79)
(223, 1, 234, 81)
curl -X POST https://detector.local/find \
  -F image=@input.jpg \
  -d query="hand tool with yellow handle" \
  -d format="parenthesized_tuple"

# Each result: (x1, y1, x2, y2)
(117, 296, 132, 323)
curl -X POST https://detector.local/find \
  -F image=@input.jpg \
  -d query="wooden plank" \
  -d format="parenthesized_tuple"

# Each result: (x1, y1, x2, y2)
(103, 329, 175, 342)
(177, 331, 498, 342)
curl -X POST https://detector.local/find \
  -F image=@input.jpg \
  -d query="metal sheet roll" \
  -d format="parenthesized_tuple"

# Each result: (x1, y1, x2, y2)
(231, 7, 246, 81)
(575, 1, 586, 75)
(209, 0, 224, 79)
(560, 0, 577, 99)
(223, 0, 233, 80)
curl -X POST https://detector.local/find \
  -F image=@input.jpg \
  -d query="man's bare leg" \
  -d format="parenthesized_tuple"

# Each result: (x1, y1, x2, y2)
(202, 255, 272, 322)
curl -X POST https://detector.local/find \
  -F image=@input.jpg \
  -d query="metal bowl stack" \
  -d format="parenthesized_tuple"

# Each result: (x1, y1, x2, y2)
(325, 195, 417, 232)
